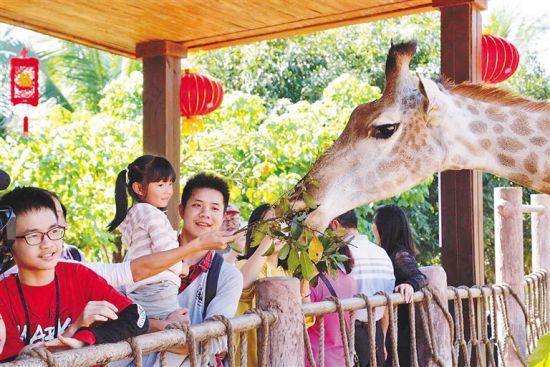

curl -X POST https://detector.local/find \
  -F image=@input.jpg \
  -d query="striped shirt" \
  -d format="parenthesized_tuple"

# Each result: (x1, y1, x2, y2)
(348, 234, 395, 321)
(119, 203, 182, 294)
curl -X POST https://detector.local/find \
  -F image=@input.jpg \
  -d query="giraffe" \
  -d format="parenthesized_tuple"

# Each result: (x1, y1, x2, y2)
(295, 41, 550, 231)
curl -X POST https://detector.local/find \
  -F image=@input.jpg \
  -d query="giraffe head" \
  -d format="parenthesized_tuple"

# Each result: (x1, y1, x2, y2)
(296, 41, 449, 231)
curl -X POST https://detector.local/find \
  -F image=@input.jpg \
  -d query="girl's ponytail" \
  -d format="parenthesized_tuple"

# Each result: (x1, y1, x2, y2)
(107, 169, 129, 232)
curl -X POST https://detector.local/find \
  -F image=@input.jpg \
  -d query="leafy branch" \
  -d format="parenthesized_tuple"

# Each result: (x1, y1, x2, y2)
(235, 177, 351, 283)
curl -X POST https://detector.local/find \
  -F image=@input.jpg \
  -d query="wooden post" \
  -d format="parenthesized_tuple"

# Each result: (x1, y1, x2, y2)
(437, 0, 486, 289)
(255, 277, 304, 367)
(531, 194, 550, 318)
(137, 41, 187, 228)
(494, 187, 527, 364)
(417, 266, 452, 366)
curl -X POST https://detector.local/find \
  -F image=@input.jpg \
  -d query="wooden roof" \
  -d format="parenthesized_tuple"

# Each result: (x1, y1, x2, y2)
(0, 0, 434, 58)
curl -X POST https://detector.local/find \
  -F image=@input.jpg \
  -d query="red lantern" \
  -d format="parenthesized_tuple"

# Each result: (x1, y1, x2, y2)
(10, 48, 39, 137)
(180, 69, 224, 135)
(482, 34, 520, 83)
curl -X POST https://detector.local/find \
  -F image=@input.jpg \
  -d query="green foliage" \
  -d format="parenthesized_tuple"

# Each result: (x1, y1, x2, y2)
(529, 332, 550, 366)
(0, 74, 143, 262)
(190, 13, 441, 103)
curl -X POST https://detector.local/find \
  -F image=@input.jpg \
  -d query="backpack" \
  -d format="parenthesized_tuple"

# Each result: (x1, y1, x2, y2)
(202, 252, 224, 319)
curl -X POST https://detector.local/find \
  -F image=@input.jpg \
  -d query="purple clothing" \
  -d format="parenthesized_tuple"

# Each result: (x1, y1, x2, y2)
(306, 270, 357, 367)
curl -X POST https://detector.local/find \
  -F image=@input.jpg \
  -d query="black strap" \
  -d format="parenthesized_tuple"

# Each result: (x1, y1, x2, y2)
(15, 274, 60, 345)
(202, 253, 224, 319)
(319, 273, 338, 298)
(66, 245, 82, 262)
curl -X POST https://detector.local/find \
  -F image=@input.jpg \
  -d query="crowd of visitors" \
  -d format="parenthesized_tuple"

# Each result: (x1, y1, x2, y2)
(0, 154, 427, 366)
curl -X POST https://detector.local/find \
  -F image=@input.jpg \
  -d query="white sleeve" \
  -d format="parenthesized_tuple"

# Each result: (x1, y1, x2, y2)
(203, 264, 243, 357)
(82, 261, 134, 288)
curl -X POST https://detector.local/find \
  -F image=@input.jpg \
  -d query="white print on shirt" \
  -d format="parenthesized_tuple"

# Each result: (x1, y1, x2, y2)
(136, 304, 146, 328)
(18, 317, 72, 345)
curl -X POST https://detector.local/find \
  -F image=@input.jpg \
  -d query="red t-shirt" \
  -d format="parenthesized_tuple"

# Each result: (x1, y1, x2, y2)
(0, 262, 132, 361)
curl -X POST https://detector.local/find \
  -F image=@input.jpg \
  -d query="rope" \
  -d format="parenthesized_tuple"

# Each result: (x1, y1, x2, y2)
(209, 315, 236, 367)
(303, 319, 317, 367)
(245, 308, 270, 367)
(418, 288, 445, 367)
(18, 346, 59, 367)
(326, 296, 352, 367)
(239, 332, 248, 367)
(319, 315, 325, 367)
(127, 337, 143, 367)
(500, 284, 530, 364)
(348, 310, 356, 363)
(471, 285, 496, 367)
(408, 301, 419, 367)
(354, 293, 377, 367)
(448, 286, 470, 367)
(379, 291, 399, 367)
(160, 321, 199, 367)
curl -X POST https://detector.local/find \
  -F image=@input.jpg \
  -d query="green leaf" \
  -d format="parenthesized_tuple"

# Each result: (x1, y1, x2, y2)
(262, 243, 275, 257)
(251, 222, 268, 248)
(278, 244, 290, 260)
(291, 219, 303, 240)
(299, 249, 316, 281)
(303, 192, 318, 210)
(530, 332, 550, 366)
(288, 247, 300, 273)
(229, 242, 243, 254)
(279, 197, 291, 216)
(309, 178, 320, 188)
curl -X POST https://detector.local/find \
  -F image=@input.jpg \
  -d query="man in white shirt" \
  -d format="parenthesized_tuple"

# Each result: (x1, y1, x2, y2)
(329, 210, 395, 367)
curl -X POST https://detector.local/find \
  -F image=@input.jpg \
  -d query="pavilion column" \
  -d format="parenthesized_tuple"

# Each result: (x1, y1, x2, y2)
(137, 41, 187, 228)
(435, 0, 486, 288)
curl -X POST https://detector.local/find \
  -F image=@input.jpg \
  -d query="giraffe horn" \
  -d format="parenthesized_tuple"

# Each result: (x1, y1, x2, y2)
(383, 40, 418, 96)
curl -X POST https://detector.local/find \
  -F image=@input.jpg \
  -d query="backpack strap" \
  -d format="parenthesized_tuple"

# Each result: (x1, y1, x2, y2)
(319, 273, 338, 298)
(202, 252, 224, 319)
(66, 245, 82, 262)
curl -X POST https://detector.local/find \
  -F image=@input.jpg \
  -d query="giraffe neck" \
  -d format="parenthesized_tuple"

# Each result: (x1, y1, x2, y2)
(440, 92, 550, 193)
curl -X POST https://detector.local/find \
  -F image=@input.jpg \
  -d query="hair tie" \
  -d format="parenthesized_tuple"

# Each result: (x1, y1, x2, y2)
(125, 168, 130, 184)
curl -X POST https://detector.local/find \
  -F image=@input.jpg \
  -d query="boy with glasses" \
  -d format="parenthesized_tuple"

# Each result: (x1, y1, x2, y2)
(0, 187, 149, 362)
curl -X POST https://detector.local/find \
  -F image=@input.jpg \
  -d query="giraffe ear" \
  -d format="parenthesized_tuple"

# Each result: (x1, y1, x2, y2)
(417, 75, 440, 125)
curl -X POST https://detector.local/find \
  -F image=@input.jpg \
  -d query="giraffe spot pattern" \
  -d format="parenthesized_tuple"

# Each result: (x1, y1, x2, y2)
(498, 154, 516, 167)
(485, 107, 508, 122)
(530, 137, 548, 146)
(493, 124, 504, 134)
(524, 153, 538, 175)
(497, 137, 526, 152)
(479, 139, 491, 150)
(469, 121, 488, 134)
(537, 118, 550, 133)
(467, 104, 480, 115)
(510, 174, 532, 187)
(510, 120, 533, 136)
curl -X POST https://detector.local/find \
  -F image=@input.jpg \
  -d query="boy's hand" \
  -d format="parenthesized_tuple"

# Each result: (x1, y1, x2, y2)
(74, 301, 119, 328)
(44, 335, 86, 350)
(165, 308, 190, 328)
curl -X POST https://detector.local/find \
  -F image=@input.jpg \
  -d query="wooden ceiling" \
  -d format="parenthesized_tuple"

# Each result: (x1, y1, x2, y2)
(0, 0, 435, 58)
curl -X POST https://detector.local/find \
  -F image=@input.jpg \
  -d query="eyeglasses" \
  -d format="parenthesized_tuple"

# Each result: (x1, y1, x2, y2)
(16, 226, 66, 246)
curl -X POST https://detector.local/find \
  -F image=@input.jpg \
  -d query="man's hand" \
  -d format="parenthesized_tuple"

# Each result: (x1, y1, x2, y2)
(395, 284, 415, 303)
(44, 335, 86, 351)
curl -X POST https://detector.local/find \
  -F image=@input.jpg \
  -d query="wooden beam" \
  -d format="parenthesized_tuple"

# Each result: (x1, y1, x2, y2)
(438, 2, 484, 288)
(139, 41, 186, 228)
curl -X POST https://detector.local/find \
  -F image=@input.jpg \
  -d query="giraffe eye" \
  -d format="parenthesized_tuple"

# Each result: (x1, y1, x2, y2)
(372, 123, 400, 139)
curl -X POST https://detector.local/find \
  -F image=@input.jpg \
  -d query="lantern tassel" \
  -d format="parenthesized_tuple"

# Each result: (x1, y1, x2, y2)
(181, 116, 204, 135)
(23, 116, 29, 137)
